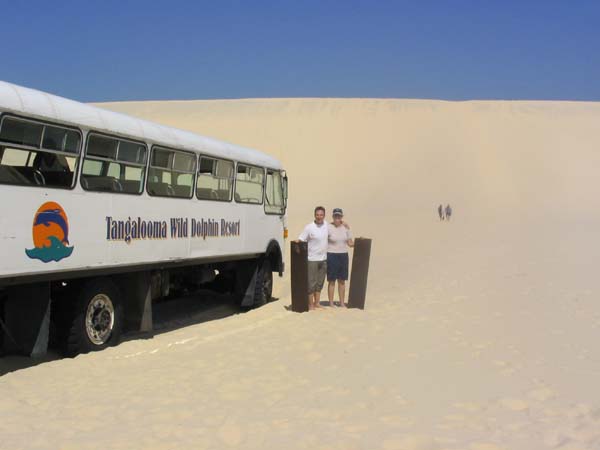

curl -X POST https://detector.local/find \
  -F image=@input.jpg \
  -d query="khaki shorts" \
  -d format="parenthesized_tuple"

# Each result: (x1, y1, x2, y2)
(308, 260, 327, 294)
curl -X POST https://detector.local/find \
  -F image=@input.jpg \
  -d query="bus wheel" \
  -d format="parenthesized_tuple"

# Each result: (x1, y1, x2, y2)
(253, 259, 273, 307)
(66, 279, 123, 356)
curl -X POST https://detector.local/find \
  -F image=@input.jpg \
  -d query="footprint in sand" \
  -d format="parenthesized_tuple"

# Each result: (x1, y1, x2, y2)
(492, 360, 517, 375)
(305, 352, 323, 362)
(438, 414, 469, 431)
(469, 444, 507, 450)
(474, 342, 490, 350)
(368, 386, 383, 396)
(344, 424, 370, 433)
(300, 341, 316, 351)
(498, 398, 529, 412)
(444, 413, 467, 422)
(505, 421, 529, 431)
(566, 403, 593, 419)
(335, 336, 346, 344)
(543, 431, 570, 448)
(379, 415, 414, 428)
(382, 435, 439, 450)
(453, 402, 482, 412)
(528, 387, 555, 402)
(395, 394, 410, 406)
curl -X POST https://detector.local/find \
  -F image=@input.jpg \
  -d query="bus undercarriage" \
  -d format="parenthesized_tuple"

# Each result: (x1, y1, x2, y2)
(0, 250, 282, 357)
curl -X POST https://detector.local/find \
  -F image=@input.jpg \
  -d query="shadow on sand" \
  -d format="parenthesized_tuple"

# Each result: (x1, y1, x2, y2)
(0, 290, 278, 377)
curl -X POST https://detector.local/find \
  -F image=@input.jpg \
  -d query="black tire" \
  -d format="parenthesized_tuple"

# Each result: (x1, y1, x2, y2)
(253, 259, 273, 307)
(66, 279, 123, 356)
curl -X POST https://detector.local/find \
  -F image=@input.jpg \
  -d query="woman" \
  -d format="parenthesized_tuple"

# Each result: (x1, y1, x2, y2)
(327, 208, 354, 307)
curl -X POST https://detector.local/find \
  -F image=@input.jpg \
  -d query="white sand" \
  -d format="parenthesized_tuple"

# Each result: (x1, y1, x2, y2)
(2, 99, 600, 449)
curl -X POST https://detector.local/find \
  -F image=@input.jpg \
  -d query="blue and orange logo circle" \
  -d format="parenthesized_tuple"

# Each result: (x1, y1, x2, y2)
(25, 202, 74, 263)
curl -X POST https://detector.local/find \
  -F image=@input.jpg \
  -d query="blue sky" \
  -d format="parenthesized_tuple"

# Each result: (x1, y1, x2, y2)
(2, 0, 599, 102)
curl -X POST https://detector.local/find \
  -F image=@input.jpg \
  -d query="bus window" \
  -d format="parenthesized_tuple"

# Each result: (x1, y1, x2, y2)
(0, 116, 80, 189)
(81, 134, 146, 194)
(235, 164, 264, 204)
(265, 170, 285, 214)
(42, 126, 80, 153)
(118, 141, 146, 165)
(86, 134, 117, 159)
(125, 165, 143, 182)
(197, 157, 234, 201)
(0, 117, 43, 147)
(147, 147, 196, 198)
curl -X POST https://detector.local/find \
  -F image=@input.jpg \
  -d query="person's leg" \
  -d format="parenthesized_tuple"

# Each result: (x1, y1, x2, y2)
(326, 253, 336, 306)
(308, 261, 327, 309)
(314, 261, 326, 308)
(307, 261, 318, 310)
(328, 281, 336, 306)
(314, 291, 323, 308)
(338, 253, 349, 307)
(329, 254, 340, 306)
(338, 280, 346, 307)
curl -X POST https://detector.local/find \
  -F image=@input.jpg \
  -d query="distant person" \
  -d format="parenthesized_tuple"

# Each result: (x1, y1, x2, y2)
(297, 206, 329, 310)
(445, 204, 452, 221)
(327, 208, 354, 308)
(438, 204, 444, 221)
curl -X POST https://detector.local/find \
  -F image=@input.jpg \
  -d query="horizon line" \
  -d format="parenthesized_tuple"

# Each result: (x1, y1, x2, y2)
(93, 96, 600, 105)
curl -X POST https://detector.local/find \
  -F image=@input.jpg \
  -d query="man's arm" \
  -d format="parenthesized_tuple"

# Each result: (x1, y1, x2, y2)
(296, 225, 310, 243)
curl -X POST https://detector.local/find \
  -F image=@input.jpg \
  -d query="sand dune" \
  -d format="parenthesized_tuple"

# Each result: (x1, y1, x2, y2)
(1, 98, 600, 449)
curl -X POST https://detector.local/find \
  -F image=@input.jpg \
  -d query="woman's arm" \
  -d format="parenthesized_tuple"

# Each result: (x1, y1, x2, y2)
(348, 238, 354, 248)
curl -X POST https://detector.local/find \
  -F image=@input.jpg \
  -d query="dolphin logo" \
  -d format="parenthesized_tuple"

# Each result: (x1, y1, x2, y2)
(26, 202, 74, 263)
(34, 209, 70, 244)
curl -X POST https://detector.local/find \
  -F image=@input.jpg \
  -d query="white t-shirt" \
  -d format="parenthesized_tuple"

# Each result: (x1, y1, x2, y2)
(298, 221, 329, 261)
(327, 223, 353, 253)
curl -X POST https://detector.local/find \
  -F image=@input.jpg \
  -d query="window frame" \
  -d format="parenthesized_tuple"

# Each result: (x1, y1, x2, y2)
(80, 131, 148, 196)
(146, 145, 197, 199)
(234, 162, 266, 205)
(264, 168, 286, 215)
(0, 113, 83, 190)
(195, 155, 235, 203)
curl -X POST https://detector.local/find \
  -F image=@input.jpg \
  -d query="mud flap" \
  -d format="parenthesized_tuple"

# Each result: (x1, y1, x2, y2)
(120, 272, 153, 335)
(236, 260, 259, 308)
(1, 283, 51, 357)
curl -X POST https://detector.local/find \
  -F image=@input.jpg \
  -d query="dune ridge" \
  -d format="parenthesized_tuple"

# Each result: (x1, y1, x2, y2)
(0, 98, 599, 449)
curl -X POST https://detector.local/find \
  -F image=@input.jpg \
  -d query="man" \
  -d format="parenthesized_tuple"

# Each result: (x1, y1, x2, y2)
(438, 204, 444, 221)
(297, 206, 329, 310)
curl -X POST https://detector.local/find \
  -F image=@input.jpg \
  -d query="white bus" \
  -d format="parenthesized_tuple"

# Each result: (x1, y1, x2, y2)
(0, 81, 288, 357)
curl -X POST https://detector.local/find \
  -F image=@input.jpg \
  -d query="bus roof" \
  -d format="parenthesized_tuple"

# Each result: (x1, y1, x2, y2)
(0, 80, 282, 169)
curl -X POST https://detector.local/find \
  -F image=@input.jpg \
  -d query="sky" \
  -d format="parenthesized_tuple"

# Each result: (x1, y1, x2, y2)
(1, 0, 599, 102)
